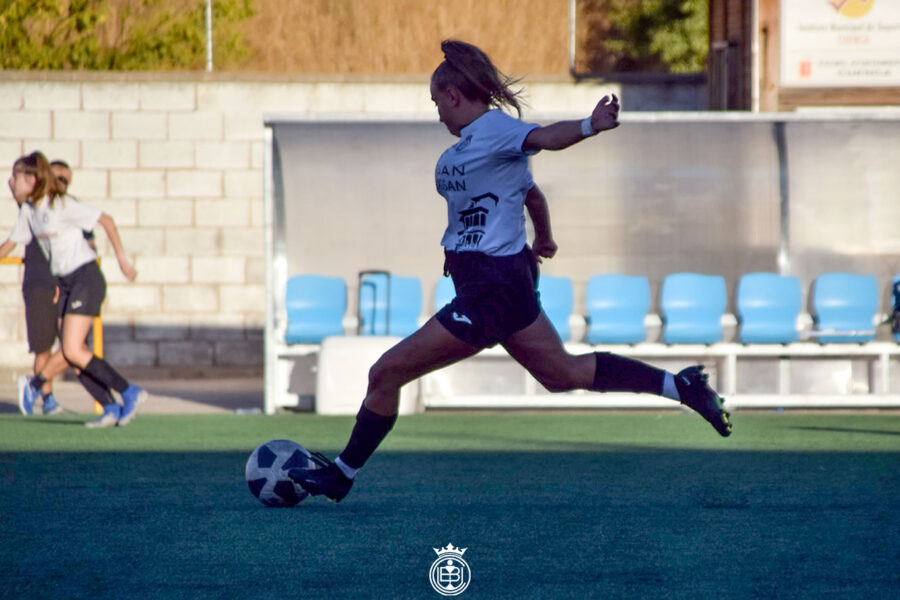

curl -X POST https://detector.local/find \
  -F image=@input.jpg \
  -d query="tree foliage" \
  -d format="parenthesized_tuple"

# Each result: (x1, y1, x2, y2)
(0, 0, 254, 70)
(581, 0, 708, 73)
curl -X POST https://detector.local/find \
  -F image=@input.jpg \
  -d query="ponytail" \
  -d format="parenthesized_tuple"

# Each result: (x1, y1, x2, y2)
(432, 39, 524, 118)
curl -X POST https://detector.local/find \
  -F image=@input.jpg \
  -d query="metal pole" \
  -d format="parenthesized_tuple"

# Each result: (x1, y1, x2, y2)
(568, 0, 577, 75)
(205, 0, 213, 72)
(773, 121, 790, 275)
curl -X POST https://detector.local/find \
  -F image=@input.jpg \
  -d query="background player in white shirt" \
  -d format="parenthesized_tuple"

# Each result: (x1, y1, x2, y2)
(1, 151, 146, 427)
(290, 40, 732, 503)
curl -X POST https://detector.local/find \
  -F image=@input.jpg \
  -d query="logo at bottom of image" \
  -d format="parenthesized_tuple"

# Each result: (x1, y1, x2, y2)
(429, 543, 471, 596)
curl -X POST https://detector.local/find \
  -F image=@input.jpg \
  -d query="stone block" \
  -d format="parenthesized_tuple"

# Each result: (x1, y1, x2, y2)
(83, 140, 138, 169)
(194, 141, 250, 169)
(135, 257, 190, 284)
(134, 314, 190, 341)
(158, 340, 213, 367)
(191, 257, 246, 284)
(162, 285, 218, 312)
(219, 284, 264, 313)
(139, 141, 194, 168)
(110, 170, 165, 198)
(23, 82, 81, 110)
(194, 199, 250, 227)
(214, 339, 263, 367)
(0, 111, 51, 139)
(224, 169, 262, 198)
(164, 228, 220, 256)
(53, 111, 109, 140)
(220, 229, 263, 256)
(167, 170, 222, 198)
(140, 83, 196, 111)
(83, 83, 140, 110)
(138, 199, 194, 227)
(103, 285, 161, 314)
(105, 341, 158, 366)
(112, 112, 167, 140)
(169, 112, 222, 141)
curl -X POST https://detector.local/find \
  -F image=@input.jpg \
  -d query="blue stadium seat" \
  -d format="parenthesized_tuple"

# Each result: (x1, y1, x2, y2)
(359, 273, 422, 337)
(538, 275, 574, 342)
(811, 273, 878, 343)
(434, 276, 455, 313)
(585, 274, 650, 344)
(284, 275, 346, 344)
(737, 272, 802, 344)
(661, 273, 727, 344)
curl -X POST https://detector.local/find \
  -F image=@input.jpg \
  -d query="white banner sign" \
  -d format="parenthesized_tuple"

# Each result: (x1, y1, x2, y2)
(781, 0, 900, 87)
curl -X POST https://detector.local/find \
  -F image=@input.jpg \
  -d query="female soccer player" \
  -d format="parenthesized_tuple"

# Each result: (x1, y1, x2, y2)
(1, 152, 146, 427)
(290, 40, 731, 502)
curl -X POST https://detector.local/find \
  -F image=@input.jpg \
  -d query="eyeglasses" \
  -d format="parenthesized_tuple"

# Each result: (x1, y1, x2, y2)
(57, 176, 69, 186)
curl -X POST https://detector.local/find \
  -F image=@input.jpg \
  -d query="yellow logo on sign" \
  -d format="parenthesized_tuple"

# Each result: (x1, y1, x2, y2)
(830, 0, 875, 19)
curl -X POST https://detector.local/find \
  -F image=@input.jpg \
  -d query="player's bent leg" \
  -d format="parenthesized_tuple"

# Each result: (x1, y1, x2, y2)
(365, 316, 482, 414)
(501, 313, 595, 392)
(504, 314, 732, 436)
(289, 317, 481, 502)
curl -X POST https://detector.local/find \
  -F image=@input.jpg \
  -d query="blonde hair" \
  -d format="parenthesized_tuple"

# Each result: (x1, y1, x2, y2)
(13, 151, 62, 206)
(432, 39, 524, 118)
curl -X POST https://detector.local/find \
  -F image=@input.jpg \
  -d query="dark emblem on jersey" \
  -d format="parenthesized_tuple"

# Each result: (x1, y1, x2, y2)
(454, 135, 473, 152)
(456, 192, 498, 250)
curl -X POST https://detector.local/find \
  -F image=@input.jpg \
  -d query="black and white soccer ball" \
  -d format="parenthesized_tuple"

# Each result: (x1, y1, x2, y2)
(245, 439, 315, 507)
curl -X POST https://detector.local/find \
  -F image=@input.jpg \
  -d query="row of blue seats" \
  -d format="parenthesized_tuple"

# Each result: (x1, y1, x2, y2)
(285, 272, 895, 345)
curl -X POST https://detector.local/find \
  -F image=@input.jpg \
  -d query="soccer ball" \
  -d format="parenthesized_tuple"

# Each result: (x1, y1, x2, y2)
(245, 439, 316, 507)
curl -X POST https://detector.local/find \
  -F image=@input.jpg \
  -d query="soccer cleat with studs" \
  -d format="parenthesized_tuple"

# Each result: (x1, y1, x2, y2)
(676, 365, 732, 437)
(287, 451, 353, 503)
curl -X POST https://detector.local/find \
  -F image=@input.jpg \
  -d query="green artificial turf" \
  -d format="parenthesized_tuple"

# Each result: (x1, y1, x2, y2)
(1, 412, 898, 599)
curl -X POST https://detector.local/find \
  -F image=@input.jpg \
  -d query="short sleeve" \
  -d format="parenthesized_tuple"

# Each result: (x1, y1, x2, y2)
(8, 206, 33, 245)
(61, 197, 102, 231)
(490, 113, 540, 159)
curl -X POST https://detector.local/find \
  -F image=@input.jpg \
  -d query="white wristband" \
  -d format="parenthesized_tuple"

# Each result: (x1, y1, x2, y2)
(580, 117, 597, 137)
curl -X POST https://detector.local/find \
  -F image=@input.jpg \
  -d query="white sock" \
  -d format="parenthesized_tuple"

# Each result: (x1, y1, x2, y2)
(661, 372, 681, 401)
(334, 456, 358, 479)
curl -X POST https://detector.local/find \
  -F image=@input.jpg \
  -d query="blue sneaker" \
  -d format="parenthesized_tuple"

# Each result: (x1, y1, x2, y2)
(17, 375, 39, 416)
(42, 393, 63, 416)
(85, 404, 121, 428)
(118, 385, 147, 426)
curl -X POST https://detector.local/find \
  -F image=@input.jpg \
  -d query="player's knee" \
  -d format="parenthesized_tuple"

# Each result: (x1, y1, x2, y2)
(532, 357, 584, 393)
(367, 356, 402, 393)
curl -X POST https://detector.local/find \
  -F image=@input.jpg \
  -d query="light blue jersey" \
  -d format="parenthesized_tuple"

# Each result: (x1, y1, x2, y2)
(435, 109, 539, 256)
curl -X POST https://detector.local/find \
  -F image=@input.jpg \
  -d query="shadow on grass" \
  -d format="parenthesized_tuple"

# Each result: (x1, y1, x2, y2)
(2, 448, 897, 600)
(788, 425, 900, 437)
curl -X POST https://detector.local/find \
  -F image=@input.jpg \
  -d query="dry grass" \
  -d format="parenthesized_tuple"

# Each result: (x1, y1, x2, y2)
(242, 0, 571, 75)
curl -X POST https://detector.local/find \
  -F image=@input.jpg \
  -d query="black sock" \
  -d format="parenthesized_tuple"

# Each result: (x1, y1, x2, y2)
(337, 404, 398, 470)
(592, 352, 665, 395)
(30, 374, 47, 391)
(83, 357, 129, 394)
(78, 371, 116, 406)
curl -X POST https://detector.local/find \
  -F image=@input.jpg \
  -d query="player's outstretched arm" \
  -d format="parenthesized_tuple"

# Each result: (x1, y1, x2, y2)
(98, 213, 136, 281)
(0, 239, 16, 259)
(522, 94, 620, 152)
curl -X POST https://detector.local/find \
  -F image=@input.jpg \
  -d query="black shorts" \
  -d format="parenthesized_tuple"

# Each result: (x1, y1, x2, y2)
(436, 246, 541, 348)
(22, 284, 58, 354)
(58, 261, 106, 318)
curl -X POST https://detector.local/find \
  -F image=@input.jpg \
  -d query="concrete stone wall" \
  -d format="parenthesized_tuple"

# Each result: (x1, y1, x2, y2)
(0, 72, 702, 376)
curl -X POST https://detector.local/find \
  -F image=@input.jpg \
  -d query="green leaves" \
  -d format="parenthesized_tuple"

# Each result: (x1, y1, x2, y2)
(595, 0, 708, 73)
(0, 0, 254, 70)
